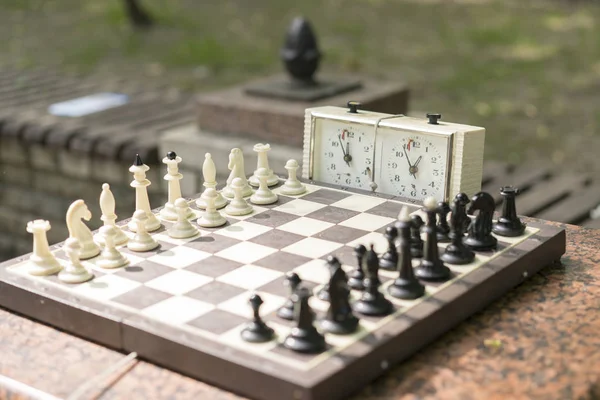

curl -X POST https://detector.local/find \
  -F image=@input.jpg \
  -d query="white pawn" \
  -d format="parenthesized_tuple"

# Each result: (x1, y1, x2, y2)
(128, 210, 160, 252)
(196, 153, 228, 210)
(168, 198, 200, 238)
(58, 238, 94, 284)
(96, 226, 129, 269)
(96, 183, 128, 246)
(250, 168, 278, 205)
(280, 159, 306, 196)
(249, 143, 279, 187)
(225, 178, 253, 216)
(197, 189, 227, 227)
(25, 220, 62, 276)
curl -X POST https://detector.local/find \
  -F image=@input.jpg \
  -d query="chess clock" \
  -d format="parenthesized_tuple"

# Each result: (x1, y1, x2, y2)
(302, 102, 486, 202)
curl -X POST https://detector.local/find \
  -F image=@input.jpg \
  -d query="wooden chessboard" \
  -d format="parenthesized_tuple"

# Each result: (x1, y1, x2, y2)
(0, 182, 566, 400)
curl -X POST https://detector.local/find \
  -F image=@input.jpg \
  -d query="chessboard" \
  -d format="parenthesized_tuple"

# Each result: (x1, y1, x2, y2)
(0, 181, 565, 400)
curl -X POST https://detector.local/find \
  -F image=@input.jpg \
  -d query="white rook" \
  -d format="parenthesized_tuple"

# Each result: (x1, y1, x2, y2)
(26, 219, 62, 276)
(249, 143, 279, 187)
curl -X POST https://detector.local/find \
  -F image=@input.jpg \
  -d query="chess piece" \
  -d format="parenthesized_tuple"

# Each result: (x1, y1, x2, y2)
(441, 194, 475, 265)
(128, 154, 161, 232)
(464, 192, 498, 251)
(95, 183, 128, 246)
(388, 207, 425, 300)
(414, 197, 451, 281)
(410, 215, 424, 258)
(196, 189, 227, 228)
(493, 186, 526, 237)
(280, 159, 306, 196)
(160, 151, 192, 221)
(96, 226, 129, 269)
(282, 17, 321, 85)
(436, 201, 451, 243)
(241, 294, 275, 343)
(225, 178, 253, 216)
(127, 210, 159, 252)
(317, 255, 349, 302)
(277, 272, 302, 320)
(353, 244, 393, 316)
(25, 220, 62, 276)
(58, 238, 94, 283)
(283, 287, 326, 353)
(249, 143, 279, 187)
(320, 256, 359, 334)
(222, 148, 253, 199)
(347, 244, 366, 291)
(168, 198, 200, 238)
(379, 226, 398, 270)
(196, 153, 227, 210)
(66, 199, 100, 260)
(250, 168, 278, 205)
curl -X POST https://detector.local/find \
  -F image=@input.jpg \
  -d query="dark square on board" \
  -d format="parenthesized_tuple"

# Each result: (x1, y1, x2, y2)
(112, 286, 172, 309)
(305, 206, 360, 224)
(187, 309, 248, 335)
(314, 225, 369, 244)
(249, 229, 305, 249)
(186, 235, 241, 254)
(254, 252, 313, 272)
(301, 189, 352, 205)
(184, 281, 247, 304)
(184, 256, 243, 278)
(114, 260, 174, 283)
(246, 210, 301, 228)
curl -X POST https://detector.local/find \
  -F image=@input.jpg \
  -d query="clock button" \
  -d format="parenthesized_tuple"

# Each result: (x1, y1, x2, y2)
(347, 101, 361, 114)
(426, 113, 441, 125)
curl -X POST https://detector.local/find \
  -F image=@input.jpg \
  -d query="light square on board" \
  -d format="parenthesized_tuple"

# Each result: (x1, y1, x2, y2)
(215, 241, 278, 264)
(272, 198, 328, 216)
(339, 213, 396, 232)
(72, 274, 142, 301)
(217, 265, 283, 290)
(144, 269, 213, 295)
(282, 237, 344, 259)
(141, 296, 215, 325)
(147, 246, 211, 269)
(120, 241, 176, 259)
(277, 217, 334, 237)
(218, 291, 285, 319)
(330, 194, 387, 212)
(152, 232, 202, 246)
(226, 205, 268, 221)
(293, 259, 332, 285)
(213, 220, 273, 241)
(347, 232, 388, 253)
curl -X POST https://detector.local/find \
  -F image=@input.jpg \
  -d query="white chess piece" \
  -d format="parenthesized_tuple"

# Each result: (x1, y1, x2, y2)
(95, 183, 128, 246)
(96, 226, 129, 269)
(249, 143, 279, 187)
(168, 198, 200, 238)
(25, 220, 62, 276)
(160, 151, 193, 221)
(225, 178, 253, 216)
(222, 148, 253, 199)
(66, 199, 100, 260)
(58, 238, 94, 283)
(250, 168, 278, 205)
(197, 189, 227, 228)
(196, 153, 227, 210)
(128, 154, 161, 232)
(280, 159, 306, 196)
(128, 210, 160, 252)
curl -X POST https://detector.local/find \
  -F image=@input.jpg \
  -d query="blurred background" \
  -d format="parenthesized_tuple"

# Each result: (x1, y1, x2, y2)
(1, 0, 599, 260)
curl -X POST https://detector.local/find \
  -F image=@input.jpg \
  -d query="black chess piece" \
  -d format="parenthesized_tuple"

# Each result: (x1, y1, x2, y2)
(414, 198, 451, 281)
(281, 17, 321, 86)
(379, 226, 398, 270)
(317, 255, 347, 302)
(348, 244, 366, 290)
(410, 215, 424, 258)
(283, 286, 326, 353)
(464, 192, 498, 251)
(277, 272, 302, 320)
(436, 202, 451, 243)
(320, 256, 359, 334)
(441, 195, 475, 265)
(241, 294, 275, 343)
(492, 186, 526, 237)
(353, 244, 393, 316)
(388, 208, 425, 300)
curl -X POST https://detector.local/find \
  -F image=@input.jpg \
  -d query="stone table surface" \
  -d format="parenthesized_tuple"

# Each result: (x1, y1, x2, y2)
(1, 223, 599, 400)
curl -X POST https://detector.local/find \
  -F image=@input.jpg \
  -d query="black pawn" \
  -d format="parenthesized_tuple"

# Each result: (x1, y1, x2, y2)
(464, 192, 498, 251)
(410, 215, 424, 258)
(453, 192, 471, 235)
(277, 272, 302, 320)
(493, 186, 526, 237)
(436, 202, 451, 243)
(241, 294, 275, 343)
(441, 196, 475, 265)
(379, 226, 399, 270)
(414, 198, 451, 281)
(348, 244, 366, 290)
(320, 256, 359, 334)
(283, 287, 326, 354)
(353, 244, 393, 316)
(388, 209, 425, 300)
(317, 255, 348, 302)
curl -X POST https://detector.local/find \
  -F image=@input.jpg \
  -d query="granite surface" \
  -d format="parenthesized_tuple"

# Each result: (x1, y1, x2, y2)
(0, 222, 598, 400)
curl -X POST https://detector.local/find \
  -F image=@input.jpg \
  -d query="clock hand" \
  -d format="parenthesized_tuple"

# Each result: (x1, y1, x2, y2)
(403, 145, 414, 174)
(338, 135, 352, 166)
(410, 156, 423, 178)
